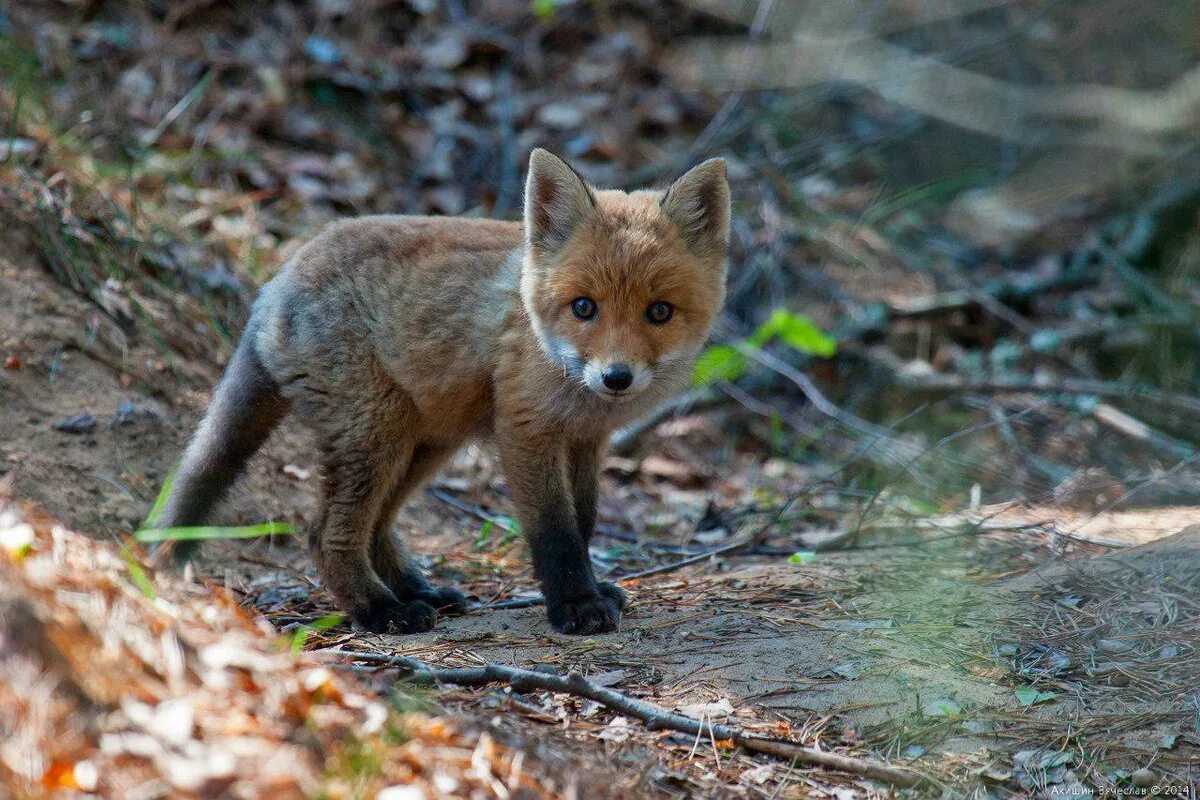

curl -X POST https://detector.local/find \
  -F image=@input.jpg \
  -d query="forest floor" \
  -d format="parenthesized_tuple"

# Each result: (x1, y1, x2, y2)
(5, 222, 1200, 798)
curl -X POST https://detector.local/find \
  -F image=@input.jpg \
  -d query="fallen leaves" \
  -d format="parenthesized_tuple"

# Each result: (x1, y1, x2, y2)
(0, 492, 600, 799)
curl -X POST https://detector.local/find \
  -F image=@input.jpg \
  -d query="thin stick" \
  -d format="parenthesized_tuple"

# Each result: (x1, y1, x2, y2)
(863, 355, 1200, 417)
(615, 536, 755, 582)
(318, 649, 929, 788)
(1091, 402, 1196, 462)
(609, 386, 720, 454)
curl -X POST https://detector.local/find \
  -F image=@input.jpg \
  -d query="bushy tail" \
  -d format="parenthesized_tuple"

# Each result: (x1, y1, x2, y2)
(154, 334, 289, 562)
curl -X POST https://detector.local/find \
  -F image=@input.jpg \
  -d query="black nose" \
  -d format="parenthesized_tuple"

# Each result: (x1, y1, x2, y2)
(602, 364, 634, 391)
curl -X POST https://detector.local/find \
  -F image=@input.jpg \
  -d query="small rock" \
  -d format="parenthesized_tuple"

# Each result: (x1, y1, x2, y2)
(1131, 768, 1155, 788)
(1097, 639, 1131, 654)
(961, 719, 995, 734)
(111, 402, 160, 428)
(52, 413, 97, 434)
(921, 698, 962, 718)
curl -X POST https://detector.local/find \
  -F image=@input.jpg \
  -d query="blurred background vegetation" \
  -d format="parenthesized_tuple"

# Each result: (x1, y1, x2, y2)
(4, 0, 1200, 521)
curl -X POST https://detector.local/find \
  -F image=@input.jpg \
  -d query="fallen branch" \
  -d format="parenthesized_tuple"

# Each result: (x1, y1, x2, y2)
(318, 649, 930, 789)
(860, 346, 1200, 416)
(1091, 402, 1197, 462)
(609, 386, 720, 454)
(615, 536, 757, 582)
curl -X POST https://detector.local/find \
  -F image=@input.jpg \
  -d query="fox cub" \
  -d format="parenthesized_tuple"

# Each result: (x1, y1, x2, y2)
(158, 149, 730, 635)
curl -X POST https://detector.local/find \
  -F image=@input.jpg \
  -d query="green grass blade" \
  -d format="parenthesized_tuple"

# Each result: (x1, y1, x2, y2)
(143, 471, 176, 529)
(134, 521, 295, 543)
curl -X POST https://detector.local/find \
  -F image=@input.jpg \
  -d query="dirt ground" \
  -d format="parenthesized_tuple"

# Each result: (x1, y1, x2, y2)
(4, 236, 1200, 798)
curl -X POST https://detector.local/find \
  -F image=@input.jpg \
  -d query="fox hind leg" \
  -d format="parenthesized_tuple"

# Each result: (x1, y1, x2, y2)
(308, 388, 437, 634)
(371, 444, 469, 614)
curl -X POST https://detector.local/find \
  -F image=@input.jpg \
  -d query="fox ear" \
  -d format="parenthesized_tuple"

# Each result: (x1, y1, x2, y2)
(661, 158, 731, 258)
(525, 148, 595, 255)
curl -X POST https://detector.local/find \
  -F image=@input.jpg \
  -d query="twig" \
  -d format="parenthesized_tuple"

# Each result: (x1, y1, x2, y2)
(739, 346, 925, 470)
(985, 404, 1072, 485)
(685, 0, 777, 159)
(429, 488, 518, 533)
(609, 386, 719, 454)
(1091, 402, 1197, 462)
(861, 347, 1200, 416)
(886, 270, 1096, 321)
(344, 652, 929, 789)
(616, 536, 756, 582)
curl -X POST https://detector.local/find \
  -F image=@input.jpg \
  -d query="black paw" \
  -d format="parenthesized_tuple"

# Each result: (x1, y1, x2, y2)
(355, 599, 438, 634)
(415, 585, 470, 615)
(547, 592, 621, 635)
(596, 581, 628, 610)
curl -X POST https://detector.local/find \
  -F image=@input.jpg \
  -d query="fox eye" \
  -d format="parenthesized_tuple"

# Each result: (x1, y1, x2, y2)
(646, 301, 673, 324)
(571, 297, 597, 320)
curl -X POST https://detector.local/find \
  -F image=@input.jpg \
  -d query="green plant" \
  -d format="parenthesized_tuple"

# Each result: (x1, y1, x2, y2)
(473, 516, 520, 550)
(289, 614, 344, 654)
(693, 309, 836, 386)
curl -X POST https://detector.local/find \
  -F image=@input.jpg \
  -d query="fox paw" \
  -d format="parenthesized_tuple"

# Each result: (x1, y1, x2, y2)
(596, 581, 628, 610)
(548, 592, 621, 635)
(355, 599, 438, 634)
(414, 585, 470, 615)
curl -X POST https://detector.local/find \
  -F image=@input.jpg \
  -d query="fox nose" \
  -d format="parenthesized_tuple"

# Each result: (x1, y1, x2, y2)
(602, 364, 634, 392)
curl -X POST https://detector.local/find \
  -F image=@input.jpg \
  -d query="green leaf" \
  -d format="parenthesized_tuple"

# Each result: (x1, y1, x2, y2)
(1014, 686, 1057, 707)
(788, 551, 816, 565)
(751, 309, 837, 357)
(692, 344, 748, 386)
(134, 521, 295, 542)
(475, 519, 495, 548)
(531, 0, 558, 19)
(290, 614, 344, 654)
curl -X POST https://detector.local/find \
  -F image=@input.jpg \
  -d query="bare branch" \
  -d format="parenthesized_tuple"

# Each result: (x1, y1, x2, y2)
(323, 650, 931, 789)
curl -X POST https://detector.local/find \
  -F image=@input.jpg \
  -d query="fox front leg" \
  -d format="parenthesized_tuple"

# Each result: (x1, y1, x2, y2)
(566, 437, 627, 612)
(500, 435, 620, 634)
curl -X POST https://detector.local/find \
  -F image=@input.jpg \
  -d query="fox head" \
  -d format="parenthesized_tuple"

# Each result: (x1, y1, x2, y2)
(521, 149, 730, 402)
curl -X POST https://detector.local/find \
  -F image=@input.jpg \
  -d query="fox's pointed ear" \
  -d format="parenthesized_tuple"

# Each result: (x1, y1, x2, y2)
(525, 148, 595, 255)
(661, 158, 730, 258)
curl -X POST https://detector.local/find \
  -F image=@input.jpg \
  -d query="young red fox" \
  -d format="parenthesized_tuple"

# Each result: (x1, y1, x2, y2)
(158, 149, 730, 635)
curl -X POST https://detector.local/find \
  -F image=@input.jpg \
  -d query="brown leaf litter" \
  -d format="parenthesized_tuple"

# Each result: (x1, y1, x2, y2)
(0, 490, 601, 799)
